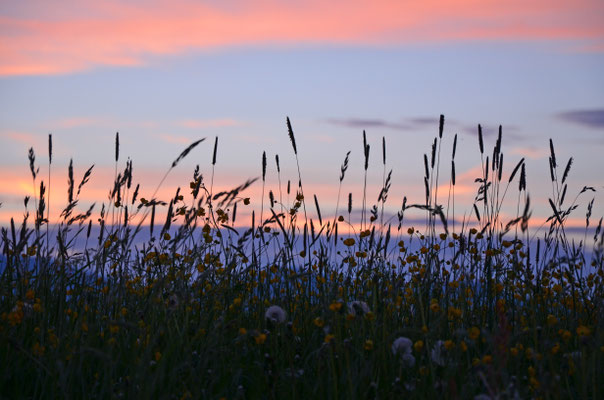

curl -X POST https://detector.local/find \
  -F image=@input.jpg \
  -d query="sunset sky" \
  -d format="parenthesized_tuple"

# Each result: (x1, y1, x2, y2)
(1, 0, 603, 230)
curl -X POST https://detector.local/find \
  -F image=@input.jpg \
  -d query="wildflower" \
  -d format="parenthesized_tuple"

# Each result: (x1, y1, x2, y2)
(576, 325, 591, 337)
(431, 340, 447, 366)
(239, 328, 247, 336)
(324, 334, 335, 344)
(313, 317, 324, 328)
(243, 197, 250, 205)
(392, 337, 415, 367)
(254, 333, 267, 344)
(348, 301, 370, 317)
(413, 340, 424, 352)
(329, 302, 343, 312)
(265, 305, 287, 324)
(364, 339, 374, 351)
(155, 351, 162, 361)
(546, 314, 558, 326)
(343, 238, 355, 247)
(468, 326, 480, 340)
(32, 342, 46, 357)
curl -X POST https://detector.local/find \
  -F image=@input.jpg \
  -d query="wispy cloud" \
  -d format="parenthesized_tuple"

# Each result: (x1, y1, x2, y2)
(510, 146, 548, 159)
(1, 0, 603, 76)
(157, 134, 193, 145)
(325, 118, 414, 131)
(178, 118, 242, 129)
(1, 130, 39, 146)
(556, 109, 604, 129)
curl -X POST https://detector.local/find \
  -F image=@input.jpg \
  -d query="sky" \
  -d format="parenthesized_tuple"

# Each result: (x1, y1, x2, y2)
(1, 0, 603, 234)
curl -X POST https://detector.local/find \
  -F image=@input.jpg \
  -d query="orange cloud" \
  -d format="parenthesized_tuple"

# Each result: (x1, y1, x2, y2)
(1, 0, 603, 76)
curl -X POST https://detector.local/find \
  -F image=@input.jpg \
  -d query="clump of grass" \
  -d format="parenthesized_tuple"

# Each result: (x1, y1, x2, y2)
(0, 116, 602, 399)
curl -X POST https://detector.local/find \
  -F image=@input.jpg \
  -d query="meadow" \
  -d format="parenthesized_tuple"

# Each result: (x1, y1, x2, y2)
(1, 116, 602, 399)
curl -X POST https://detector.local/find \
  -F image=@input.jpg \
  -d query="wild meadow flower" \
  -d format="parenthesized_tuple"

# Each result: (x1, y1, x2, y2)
(431, 340, 447, 366)
(265, 305, 287, 324)
(392, 337, 415, 367)
(348, 300, 370, 317)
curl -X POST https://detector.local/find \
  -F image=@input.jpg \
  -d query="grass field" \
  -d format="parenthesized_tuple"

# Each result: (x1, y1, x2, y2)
(1, 116, 602, 399)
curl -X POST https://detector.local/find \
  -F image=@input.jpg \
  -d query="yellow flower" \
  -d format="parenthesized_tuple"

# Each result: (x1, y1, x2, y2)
(32, 342, 45, 357)
(313, 317, 324, 327)
(364, 339, 374, 351)
(413, 340, 424, 352)
(155, 351, 162, 361)
(324, 334, 335, 344)
(343, 238, 355, 247)
(546, 314, 558, 326)
(560, 329, 572, 341)
(254, 333, 267, 345)
(329, 302, 343, 312)
(239, 328, 247, 336)
(468, 327, 480, 340)
(444, 340, 455, 351)
(576, 325, 591, 337)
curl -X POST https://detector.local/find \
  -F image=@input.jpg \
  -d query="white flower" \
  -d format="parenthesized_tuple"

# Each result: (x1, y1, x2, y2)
(265, 305, 287, 324)
(431, 340, 446, 366)
(401, 353, 416, 368)
(348, 301, 370, 316)
(392, 337, 416, 367)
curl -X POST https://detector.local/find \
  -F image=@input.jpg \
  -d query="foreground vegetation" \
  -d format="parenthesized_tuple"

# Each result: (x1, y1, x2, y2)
(1, 116, 602, 399)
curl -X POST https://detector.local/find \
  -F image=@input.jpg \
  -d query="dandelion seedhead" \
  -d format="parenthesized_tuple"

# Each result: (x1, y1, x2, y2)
(392, 337, 415, 368)
(347, 301, 370, 317)
(265, 305, 287, 324)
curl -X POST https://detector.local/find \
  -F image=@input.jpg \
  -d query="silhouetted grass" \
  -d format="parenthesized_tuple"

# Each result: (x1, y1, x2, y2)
(1, 116, 602, 399)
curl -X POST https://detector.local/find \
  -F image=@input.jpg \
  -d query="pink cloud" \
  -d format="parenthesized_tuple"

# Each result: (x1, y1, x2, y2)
(1, 0, 603, 76)
(510, 146, 549, 159)
(51, 117, 102, 128)
(178, 118, 242, 129)
(157, 134, 193, 145)
(1, 130, 40, 146)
